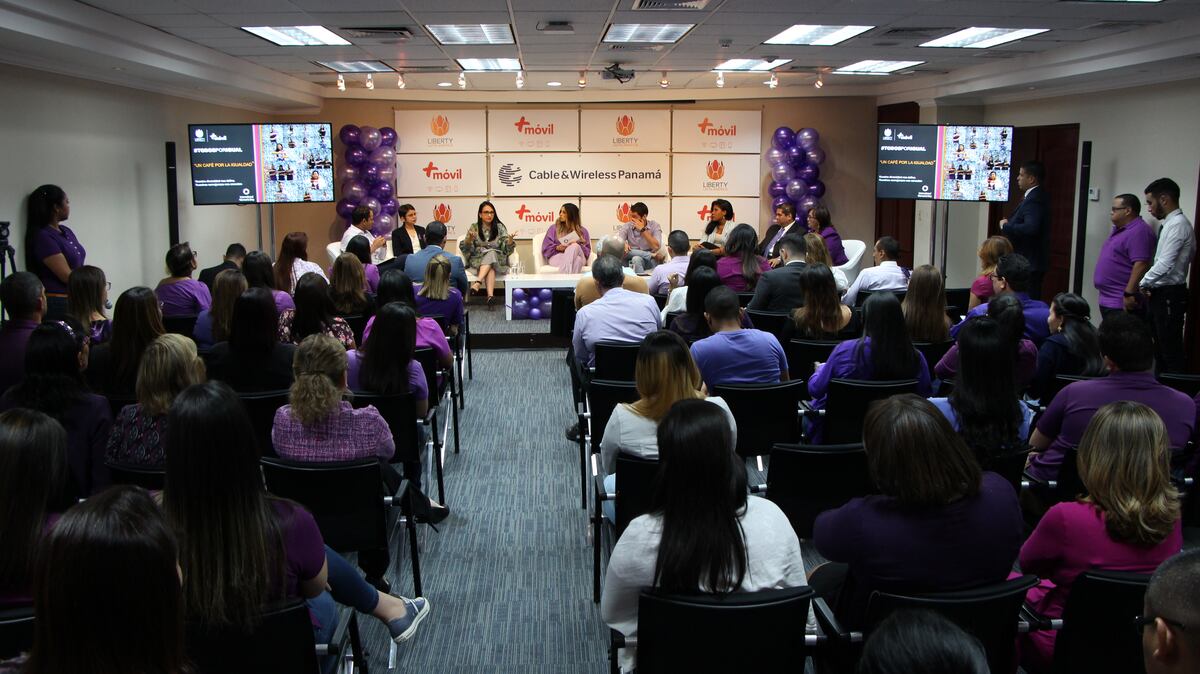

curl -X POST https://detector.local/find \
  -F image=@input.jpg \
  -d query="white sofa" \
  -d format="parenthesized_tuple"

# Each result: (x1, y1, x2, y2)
(454, 235, 520, 284)
(836, 239, 867, 287)
(531, 230, 595, 273)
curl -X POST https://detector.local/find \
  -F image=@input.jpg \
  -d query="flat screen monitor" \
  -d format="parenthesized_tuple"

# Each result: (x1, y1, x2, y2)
(188, 123, 334, 205)
(875, 124, 1014, 201)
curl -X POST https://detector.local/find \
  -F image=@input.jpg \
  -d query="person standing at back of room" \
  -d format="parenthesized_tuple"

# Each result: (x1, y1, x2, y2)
(999, 160, 1050, 300)
(24, 185, 84, 321)
(1139, 177, 1196, 374)
(1094, 194, 1155, 321)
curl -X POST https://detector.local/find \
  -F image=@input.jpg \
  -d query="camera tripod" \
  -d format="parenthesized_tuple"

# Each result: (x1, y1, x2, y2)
(0, 221, 18, 321)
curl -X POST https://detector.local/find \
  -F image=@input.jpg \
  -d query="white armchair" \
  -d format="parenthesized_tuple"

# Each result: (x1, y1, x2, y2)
(325, 242, 341, 268)
(531, 230, 595, 274)
(836, 239, 867, 288)
(455, 235, 520, 283)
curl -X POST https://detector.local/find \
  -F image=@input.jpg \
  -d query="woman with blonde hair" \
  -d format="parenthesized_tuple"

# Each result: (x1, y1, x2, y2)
(105, 333, 206, 467)
(328, 252, 374, 316)
(193, 268, 246, 350)
(903, 264, 951, 343)
(67, 265, 110, 344)
(969, 236, 1013, 309)
(804, 232, 848, 293)
(415, 254, 464, 336)
(1018, 401, 1182, 672)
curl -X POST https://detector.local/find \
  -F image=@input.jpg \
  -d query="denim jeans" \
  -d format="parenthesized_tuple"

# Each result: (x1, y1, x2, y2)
(624, 249, 658, 274)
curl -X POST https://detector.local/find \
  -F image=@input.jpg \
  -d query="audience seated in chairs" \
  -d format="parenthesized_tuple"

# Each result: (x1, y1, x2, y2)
(601, 399, 806, 673)
(811, 394, 1023, 629)
(660, 249, 715, 320)
(804, 233, 848, 295)
(969, 236, 1013, 310)
(154, 241, 211, 318)
(929, 317, 1034, 466)
(86, 286, 165, 397)
(0, 320, 111, 498)
(206, 287, 296, 392)
(690, 286, 788, 387)
(716, 224, 770, 293)
(361, 271, 452, 368)
(415, 254, 464, 336)
(105, 334, 205, 469)
(936, 293, 1039, 387)
(779, 263, 855, 342)
(274, 231, 327, 295)
(67, 265, 111, 345)
(647, 230, 691, 299)
(278, 273, 355, 349)
(0, 409, 70, 609)
(598, 331, 737, 519)
(164, 382, 428, 649)
(343, 235, 381, 295)
(952, 253, 1051, 345)
(668, 266, 751, 343)
(0, 272, 46, 394)
(1, 486, 185, 674)
(857, 610, 989, 674)
(903, 264, 951, 343)
(328, 252, 375, 317)
(747, 234, 807, 312)
(1143, 549, 1200, 674)
(572, 255, 661, 369)
(842, 236, 909, 307)
(197, 242, 245, 290)
(404, 221, 469, 296)
(574, 238, 648, 310)
(242, 250, 294, 313)
(1030, 292, 1107, 401)
(193, 269, 245, 351)
(1027, 313, 1195, 482)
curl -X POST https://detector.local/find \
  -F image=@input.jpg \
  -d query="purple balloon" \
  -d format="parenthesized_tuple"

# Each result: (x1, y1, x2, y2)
(512, 299, 530, 320)
(338, 124, 361, 146)
(344, 146, 367, 166)
(381, 197, 398, 216)
(361, 163, 381, 182)
(797, 163, 820, 183)
(529, 307, 543, 320)
(772, 126, 796, 151)
(768, 181, 788, 198)
(379, 127, 397, 148)
(513, 288, 528, 302)
(807, 180, 826, 199)
(377, 165, 396, 182)
(368, 145, 395, 168)
(785, 178, 810, 201)
(360, 126, 382, 152)
(765, 147, 786, 166)
(341, 180, 367, 202)
(770, 162, 795, 184)
(337, 164, 359, 183)
(369, 181, 394, 201)
(537, 288, 553, 303)
(786, 144, 806, 165)
(335, 198, 357, 220)
(373, 212, 395, 236)
(806, 146, 826, 165)
(771, 196, 792, 211)
(798, 196, 821, 214)
(362, 196, 382, 215)
(796, 127, 820, 150)
(529, 295, 541, 309)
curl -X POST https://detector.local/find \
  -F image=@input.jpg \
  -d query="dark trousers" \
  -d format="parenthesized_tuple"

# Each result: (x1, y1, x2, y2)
(1027, 270, 1045, 302)
(1149, 284, 1189, 373)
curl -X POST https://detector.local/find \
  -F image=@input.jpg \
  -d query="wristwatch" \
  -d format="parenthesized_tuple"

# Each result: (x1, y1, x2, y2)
(1123, 291, 1137, 298)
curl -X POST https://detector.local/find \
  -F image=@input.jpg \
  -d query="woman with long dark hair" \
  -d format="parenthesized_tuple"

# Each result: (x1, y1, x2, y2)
(278, 273, 355, 348)
(903, 264, 951, 343)
(206, 287, 296, 392)
(86, 286, 165, 397)
(67, 265, 111, 345)
(695, 198, 733, 255)
(361, 271, 452, 367)
(1, 320, 111, 497)
(935, 293, 1040, 387)
(660, 249, 716, 319)
(780, 263, 853, 341)
(715, 223, 770, 292)
(461, 200, 515, 305)
(273, 231, 326, 293)
(25, 184, 83, 320)
(541, 202, 591, 273)
(667, 266, 724, 342)
(1030, 293, 1106, 400)
(344, 235, 380, 294)
(193, 269, 246, 350)
(242, 250, 294, 312)
(805, 205, 848, 266)
(0, 409, 69, 608)
(601, 399, 805, 671)
(155, 241, 212, 317)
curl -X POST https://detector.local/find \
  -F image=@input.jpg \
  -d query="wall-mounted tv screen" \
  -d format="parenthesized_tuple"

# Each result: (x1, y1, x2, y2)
(188, 123, 334, 205)
(875, 124, 1013, 202)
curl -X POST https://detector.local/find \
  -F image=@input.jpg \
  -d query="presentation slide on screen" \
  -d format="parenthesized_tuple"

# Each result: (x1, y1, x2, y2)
(876, 124, 1012, 202)
(189, 123, 333, 205)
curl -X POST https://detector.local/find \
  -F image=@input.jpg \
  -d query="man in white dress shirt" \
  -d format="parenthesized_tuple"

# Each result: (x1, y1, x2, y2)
(339, 205, 388, 256)
(842, 236, 910, 307)
(1139, 177, 1196, 373)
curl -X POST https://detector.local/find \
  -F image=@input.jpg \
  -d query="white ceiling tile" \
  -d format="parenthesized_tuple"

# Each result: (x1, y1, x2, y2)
(289, 0, 404, 10)
(180, 0, 302, 12)
(129, 12, 226, 28)
(83, 0, 195, 13)
(209, 12, 317, 26)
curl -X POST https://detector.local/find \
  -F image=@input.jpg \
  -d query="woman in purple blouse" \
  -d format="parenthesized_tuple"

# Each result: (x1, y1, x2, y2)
(24, 185, 84, 320)
(542, 203, 591, 273)
(806, 205, 848, 267)
(415, 254, 464, 335)
(154, 242, 212, 317)
(242, 251, 295, 313)
(67, 265, 111, 345)
(715, 224, 770, 292)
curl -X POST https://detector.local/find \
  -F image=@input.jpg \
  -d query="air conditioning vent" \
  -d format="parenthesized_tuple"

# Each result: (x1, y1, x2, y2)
(1080, 20, 1159, 31)
(341, 27, 413, 40)
(881, 27, 952, 38)
(607, 44, 665, 52)
(632, 0, 711, 9)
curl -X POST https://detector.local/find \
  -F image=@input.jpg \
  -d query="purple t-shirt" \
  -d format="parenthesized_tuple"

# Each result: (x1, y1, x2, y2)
(415, 289, 465, 328)
(1029, 371, 1196, 480)
(690, 329, 788, 387)
(807, 337, 932, 409)
(934, 339, 1039, 386)
(1093, 218, 1156, 310)
(155, 278, 212, 317)
(716, 255, 771, 292)
(362, 316, 451, 364)
(0, 320, 38, 395)
(952, 292, 1052, 345)
(31, 225, 85, 294)
(346, 351, 429, 403)
(272, 289, 296, 313)
(820, 226, 849, 267)
(270, 500, 327, 600)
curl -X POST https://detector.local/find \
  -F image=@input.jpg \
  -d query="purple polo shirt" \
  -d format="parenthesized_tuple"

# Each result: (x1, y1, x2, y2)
(952, 292, 1051, 345)
(691, 329, 787, 387)
(1093, 217, 1156, 310)
(415, 289, 465, 328)
(1029, 371, 1196, 481)
(647, 255, 690, 296)
(0, 319, 38, 394)
(346, 350, 428, 402)
(31, 225, 85, 294)
(820, 226, 849, 267)
(155, 278, 212, 317)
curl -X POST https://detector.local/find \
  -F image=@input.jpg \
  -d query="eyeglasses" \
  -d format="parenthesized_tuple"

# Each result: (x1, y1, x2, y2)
(1111, 206, 1130, 212)
(1134, 614, 1187, 633)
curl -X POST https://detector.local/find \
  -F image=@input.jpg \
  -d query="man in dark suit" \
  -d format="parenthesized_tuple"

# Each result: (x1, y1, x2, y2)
(197, 243, 245, 290)
(999, 160, 1050, 300)
(757, 202, 803, 265)
(748, 234, 807, 312)
(403, 220, 469, 295)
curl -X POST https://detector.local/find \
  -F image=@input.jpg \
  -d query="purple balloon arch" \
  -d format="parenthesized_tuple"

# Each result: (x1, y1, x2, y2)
(765, 125, 827, 219)
(336, 124, 399, 236)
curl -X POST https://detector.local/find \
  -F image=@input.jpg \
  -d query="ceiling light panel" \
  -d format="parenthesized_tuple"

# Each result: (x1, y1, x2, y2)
(920, 27, 1049, 49)
(426, 24, 514, 45)
(764, 24, 874, 46)
(241, 26, 350, 46)
(315, 60, 395, 73)
(603, 24, 694, 44)
(834, 60, 923, 75)
(714, 58, 792, 71)
(456, 58, 522, 71)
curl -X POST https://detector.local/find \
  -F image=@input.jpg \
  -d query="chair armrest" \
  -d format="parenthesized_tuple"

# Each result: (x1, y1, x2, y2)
(1024, 470, 1057, 490)
(1020, 603, 1060, 632)
(812, 596, 860, 643)
(383, 478, 412, 507)
(750, 482, 767, 495)
(594, 473, 615, 502)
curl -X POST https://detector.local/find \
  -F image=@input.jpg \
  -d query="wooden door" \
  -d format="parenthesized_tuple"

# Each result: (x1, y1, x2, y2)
(875, 102, 920, 268)
(1187, 161, 1200, 372)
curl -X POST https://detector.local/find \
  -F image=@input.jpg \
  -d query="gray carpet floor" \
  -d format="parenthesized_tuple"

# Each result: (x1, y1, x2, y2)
(356, 348, 608, 673)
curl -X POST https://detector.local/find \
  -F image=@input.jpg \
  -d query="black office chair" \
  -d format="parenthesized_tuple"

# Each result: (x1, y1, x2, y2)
(105, 394, 137, 420)
(186, 598, 356, 674)
(663, 311, 683, 331)
(593, 452, 660, 603)
(785, 338, 839, 382)
(338, 314, 369, 347)
(105, 460, 166, 491)
(744, 309, 791, 340)
(944, 287, 971, 317)
(237, 389, 290, 458)
(0, 605, 34, 661)
(549, 289, 577, 338)
(982, 446, 1032, 494)
(423, 312, 466, 412)
(913, 340, 954, 380)
(1158, 372, 1200, 397)
(627, 586, 817, 674)
(162, 314, 199, 339)
(1027, 445, 1087, 507)
(1040, 373, 1105, 408)
(349, 391, 436, 503)
(414, 346, 459, 461)
(814, 379, 919, 444)
(736, 292, 756, 307)
(712, 380, 806, 461)
(1040, 570, 1152, 674)
(760, 442, 871, 539)
(856, 288, 906, 307)
(580, 379, 639, 517)
(593, 341, 641, 381)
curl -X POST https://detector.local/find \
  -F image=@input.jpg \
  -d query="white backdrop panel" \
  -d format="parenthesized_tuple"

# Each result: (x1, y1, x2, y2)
(490, 197, 579, 239)
(487, 109, 579, 152)
(672, 153, 762, 196)
(580, 110, 671, 153)
(394, 109, 487, 154)
(579, 197, 672, 240)
(489, 153, 669, 196)
(670, 197, 761, 239)
(671, 109, 762, 154)
(403, 197, 488, 240)
(396, 153, 487, 198)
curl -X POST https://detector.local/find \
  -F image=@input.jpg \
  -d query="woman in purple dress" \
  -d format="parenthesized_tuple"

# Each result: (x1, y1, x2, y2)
(154, 242, 212, 317)
(806, 205, 848, 267)
(542, 203, 591, 273)
(24, 185, 84, 320)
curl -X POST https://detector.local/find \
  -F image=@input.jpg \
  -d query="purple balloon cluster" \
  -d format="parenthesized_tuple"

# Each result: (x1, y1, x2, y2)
(335, 124, 399, 236)
(511, 288, 554, 320)
(765, 126, 826, 219)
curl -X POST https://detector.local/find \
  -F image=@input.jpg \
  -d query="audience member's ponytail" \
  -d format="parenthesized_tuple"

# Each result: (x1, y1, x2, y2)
(24, 184, 66, 271)
(1051, 293, 1106, 376)
(288, 334, 347, 425)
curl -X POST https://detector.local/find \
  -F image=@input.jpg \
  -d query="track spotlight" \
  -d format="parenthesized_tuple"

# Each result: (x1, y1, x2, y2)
(715, 71, 724, 88)
(578, 71, 587, 88)
(516, 71, 525, 88)
(458, 71, 466, 89)
(814, 73, 823, 89)
(766, 72, 778, 89)
(397, 73, 405, 89)
(659, 72, 669, 88)
(336, 74, 345, 91)
(365, 73, 374, 90)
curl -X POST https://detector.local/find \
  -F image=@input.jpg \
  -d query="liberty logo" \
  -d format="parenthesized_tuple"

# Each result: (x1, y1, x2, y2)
(616, 202, 632, 223)
(430, 115, 450, 136)
(706, 160, 725, 180)
(498, 163, 523, 187)
(422, 162, 462, 180)
(696, 204, 713, 221)
(514, 116, 555, 135)
(697, 117, 736, 136)
(433, 203, 452, 223)
(883, 128, 893, 139)
(616, 115, 635, 137)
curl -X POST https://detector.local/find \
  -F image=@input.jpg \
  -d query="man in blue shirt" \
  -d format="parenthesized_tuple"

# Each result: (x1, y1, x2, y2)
(404, 221, 468, 295)
(951, 253, 1051, 345)
(690, 286, 788, 387)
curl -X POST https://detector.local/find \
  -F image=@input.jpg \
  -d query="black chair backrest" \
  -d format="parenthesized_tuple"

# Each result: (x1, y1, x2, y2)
(186, 599, 319, 674)
(1158, 372, 1200, 398)
(785, 338, 839, 382)
(981, 447, 1031, 494)
(349, 391, 422, 464)
(614, 452, 660, 538)
(823, 378, 919, 444)
(1053, 570, 1151, 674)
(105, 461, 166, 491)
(856, 288, 905, 307)
(412, 347, 441, 410)
(106, 395, 137, 420)
(767, 443, 872, 539)
(1044, 373, 1104, 407)
(912, 340, 954, 379)
(637, 587, 814, 673)
(0, 605, 34, 661)
(945, 287, 971, 318)
(338, 314, 368, 346)
(736, 292, 755, 307)
(594, 341, 641, 381)
(549, 288, 577, 338)
(260, 457, 386, 554)
(423, 312, 448, 333)
(1051, 446, 1088, 503)
(237, 390, 290, 458)
(745, 309, 791, 339)
(162, 314, 199, 338)
(865, 575, 1038, 674)
(664, 311, 683, 331)
(712, 380, 806, 458)
(586, 380, 640, 457)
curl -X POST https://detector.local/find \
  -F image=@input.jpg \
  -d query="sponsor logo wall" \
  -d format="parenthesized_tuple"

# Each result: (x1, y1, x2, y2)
(395, 154, 487, 197)
(404, 198, 489, 240)
(489, 153, 670, 197)
(488, 109, 580, 152)
(579, 110, 671, 152)
(578, 197, 673, 239)
(670, 197, 762, 239)
(672, 154, 761, 197)
(671, 110, 762, 154)
(394, 110, 487, 154)
(490, 198, 578, 239)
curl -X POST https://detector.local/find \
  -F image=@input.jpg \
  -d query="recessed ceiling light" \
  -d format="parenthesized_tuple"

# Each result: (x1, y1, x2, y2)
(764, 25, 874, 46)
(242, 25, 350, 46)
(834, 60, 923, 75)
(920, 27, 1049, 49)
(456, 58, 522, 71)
(546, 81, 563, 87)
(315, 60, 394, 73)
(603, 24, 694, 44)
(426, 24, 513, 45)
(437, 81, 453, 87)
(714, 58, 792, 71)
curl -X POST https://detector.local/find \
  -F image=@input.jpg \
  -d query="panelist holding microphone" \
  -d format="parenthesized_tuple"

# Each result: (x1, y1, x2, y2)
(998, 160, 1050, 300)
